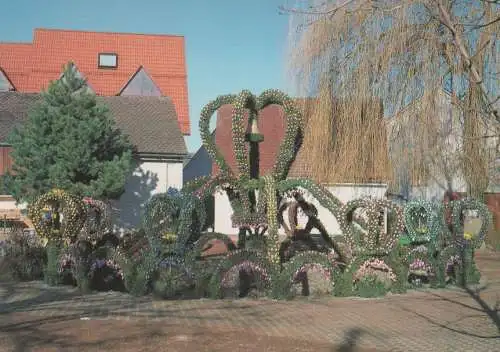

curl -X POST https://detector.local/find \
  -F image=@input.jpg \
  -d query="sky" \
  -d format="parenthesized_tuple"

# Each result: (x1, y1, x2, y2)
(0, 0, 292, 153)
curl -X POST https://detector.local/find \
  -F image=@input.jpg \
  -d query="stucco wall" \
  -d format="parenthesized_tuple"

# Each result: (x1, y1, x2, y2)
(113, 160, 183, 232)
(214, 183, 388, 235)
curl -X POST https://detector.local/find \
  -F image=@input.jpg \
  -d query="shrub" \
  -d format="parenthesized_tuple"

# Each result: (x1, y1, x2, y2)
(0, 228, 45, 281)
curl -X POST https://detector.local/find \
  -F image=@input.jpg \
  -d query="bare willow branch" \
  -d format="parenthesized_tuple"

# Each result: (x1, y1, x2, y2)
(284, 0, 499, 196)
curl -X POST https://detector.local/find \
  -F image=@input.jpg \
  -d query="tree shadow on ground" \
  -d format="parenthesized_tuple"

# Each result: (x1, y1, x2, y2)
(0, 312, 171, 352)
(396, 286, 500, 338)
(0, 280, 275, 322)
(331, 328, 367, 352)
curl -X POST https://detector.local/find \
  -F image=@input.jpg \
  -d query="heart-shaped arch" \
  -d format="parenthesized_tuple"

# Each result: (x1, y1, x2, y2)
(231, 89, 303, 181)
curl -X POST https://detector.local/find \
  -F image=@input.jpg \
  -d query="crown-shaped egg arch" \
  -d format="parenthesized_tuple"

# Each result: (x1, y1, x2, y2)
(196, 90, 348, 266)
(198, 89, 304, 232)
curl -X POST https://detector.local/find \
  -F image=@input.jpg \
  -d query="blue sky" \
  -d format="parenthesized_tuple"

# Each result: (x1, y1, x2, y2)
(0, 0, 291, 152)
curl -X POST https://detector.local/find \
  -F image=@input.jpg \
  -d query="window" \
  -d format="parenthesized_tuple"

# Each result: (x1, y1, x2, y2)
(98, 53, 118, 69)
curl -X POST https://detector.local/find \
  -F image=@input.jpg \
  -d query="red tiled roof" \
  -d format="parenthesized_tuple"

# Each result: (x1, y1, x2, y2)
(0, 28, 190, 134)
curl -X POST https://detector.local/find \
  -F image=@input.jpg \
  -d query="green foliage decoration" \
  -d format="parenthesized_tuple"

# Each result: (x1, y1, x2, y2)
(208, 250, 271, 299)
(44, 240, 62, 286)
(231, 90, 255, 179)
(263, 175, 280, 266)
(152, 255, 193, 299)
(256, 89, 302, 181)
(28, 189, 87, 243)
(272, 251, 337, 299)
(351, 257, 396, 297)
(196, 89, 304, 232)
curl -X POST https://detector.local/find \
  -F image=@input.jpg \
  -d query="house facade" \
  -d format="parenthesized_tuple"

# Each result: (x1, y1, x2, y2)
(0, 28, 190, 231)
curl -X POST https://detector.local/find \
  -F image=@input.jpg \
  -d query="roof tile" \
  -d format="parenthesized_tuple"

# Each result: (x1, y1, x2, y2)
(0, 92, 187, 156)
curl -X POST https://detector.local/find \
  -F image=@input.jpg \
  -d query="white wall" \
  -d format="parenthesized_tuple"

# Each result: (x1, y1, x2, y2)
(214, 183, 388, 235)
(113, 160, 183, 232)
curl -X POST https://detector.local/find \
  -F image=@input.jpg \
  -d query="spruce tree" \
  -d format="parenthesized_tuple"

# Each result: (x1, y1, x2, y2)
(5, 63, 136, 203)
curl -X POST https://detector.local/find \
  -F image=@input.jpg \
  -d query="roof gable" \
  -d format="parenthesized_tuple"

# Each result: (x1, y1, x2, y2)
(119, 66, 162, 96)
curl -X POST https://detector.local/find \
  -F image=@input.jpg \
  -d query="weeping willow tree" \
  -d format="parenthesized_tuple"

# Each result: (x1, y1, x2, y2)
(284, 0, 499, 199)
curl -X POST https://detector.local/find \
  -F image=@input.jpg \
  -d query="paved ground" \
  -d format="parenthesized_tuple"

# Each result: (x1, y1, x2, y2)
(0, 251, 499, 352)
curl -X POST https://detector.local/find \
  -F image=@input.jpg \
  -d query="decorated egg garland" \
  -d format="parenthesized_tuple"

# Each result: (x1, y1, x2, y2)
(339, 197, 404, 256)
(28, 189, 87, 242)
(451, 198, 491, 249)
(81, 197, 112, 240)
(403, 199, 441, 244)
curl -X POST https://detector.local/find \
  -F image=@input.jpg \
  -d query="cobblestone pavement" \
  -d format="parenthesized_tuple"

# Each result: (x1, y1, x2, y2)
(0, 251, 499, 352)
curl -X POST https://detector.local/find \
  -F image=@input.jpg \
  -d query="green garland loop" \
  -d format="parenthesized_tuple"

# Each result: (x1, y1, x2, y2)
(208, 250, 272, 299)
(275, 251, 337, 298)
(451, 198, 491, 249)
(403, 200, 440, 244)
(199, 94, 237, 177)
(28, 189, 87, 242)
(339, 197, 404, 256)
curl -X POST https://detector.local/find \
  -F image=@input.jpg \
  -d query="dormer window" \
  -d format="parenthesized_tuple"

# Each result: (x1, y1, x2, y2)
(98, 53, 118, 69)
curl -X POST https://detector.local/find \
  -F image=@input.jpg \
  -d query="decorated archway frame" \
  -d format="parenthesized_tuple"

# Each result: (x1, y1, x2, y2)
(274, 251, 338, 299)
(451, 198, 491, 249)
(208, 250, 272, 299)
(28, 189, 87, 243)
(403, 199, 441, 245)
(338, 197, 404, 257)
(81, 197, 112, 241)
(351, 257, 397, 296)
